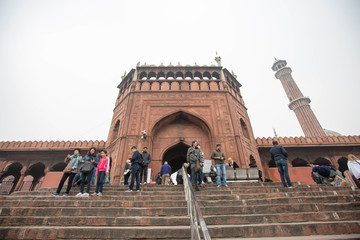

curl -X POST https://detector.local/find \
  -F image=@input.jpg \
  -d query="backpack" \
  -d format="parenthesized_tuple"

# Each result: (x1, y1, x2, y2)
(138, 154, 145, 166)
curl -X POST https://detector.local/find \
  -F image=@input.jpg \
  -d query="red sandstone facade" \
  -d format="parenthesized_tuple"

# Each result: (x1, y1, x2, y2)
(106, 61, 261, 185)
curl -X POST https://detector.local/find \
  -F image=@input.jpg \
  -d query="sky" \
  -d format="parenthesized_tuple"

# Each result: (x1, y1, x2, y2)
(0, 0, 359, 141)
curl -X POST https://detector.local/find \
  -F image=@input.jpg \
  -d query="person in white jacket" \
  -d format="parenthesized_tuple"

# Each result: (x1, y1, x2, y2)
(347, 154, 360, 180)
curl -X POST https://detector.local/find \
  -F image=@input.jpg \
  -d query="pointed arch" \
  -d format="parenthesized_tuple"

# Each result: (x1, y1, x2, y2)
(150, 110, 212, 138)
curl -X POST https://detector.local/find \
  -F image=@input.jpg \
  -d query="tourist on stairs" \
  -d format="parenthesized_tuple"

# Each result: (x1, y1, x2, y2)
(53, 148, 82, 196)
(211, 143, 228, 187)
(187, 140, 201, 191)
(76, 147, 98, 197)
(92, 150, 109, 196)
(270, 140, 294, 188)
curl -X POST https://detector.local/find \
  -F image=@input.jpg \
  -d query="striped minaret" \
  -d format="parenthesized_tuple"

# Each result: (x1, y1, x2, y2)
(272, 59, 326, 137)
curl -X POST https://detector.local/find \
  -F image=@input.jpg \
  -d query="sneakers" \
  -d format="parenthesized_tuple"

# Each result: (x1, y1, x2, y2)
(224, 185, 229, 187)
(136, 190, 140, 192)
(125, 189, 133, 192)
(52, 193, 59, 196)
(217, 185, 221, 188)
(91, 192, 97, 197)
(143, 182, 147, 185)
(288, 186, 295, 188)
(75, 192, 83, 197)
(97, 192, 102, 196)
(62, 193, 69, 197)
(82, 193, 90, 197)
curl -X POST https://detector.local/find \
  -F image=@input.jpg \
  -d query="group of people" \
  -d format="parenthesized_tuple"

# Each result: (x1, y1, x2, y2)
(52, 142, 360, 195)
(125, 146, 151, 192)
(185, 141, 229, 191)
(52, 148, 110, 197)
(123, 147, 151, 186)
(270, 140, 360, 188)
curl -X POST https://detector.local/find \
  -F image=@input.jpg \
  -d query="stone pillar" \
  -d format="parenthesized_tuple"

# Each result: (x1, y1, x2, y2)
(13, 165, 28, 192)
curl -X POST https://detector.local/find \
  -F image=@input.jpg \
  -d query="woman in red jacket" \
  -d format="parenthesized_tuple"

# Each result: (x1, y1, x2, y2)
(92, 150, 109, 196)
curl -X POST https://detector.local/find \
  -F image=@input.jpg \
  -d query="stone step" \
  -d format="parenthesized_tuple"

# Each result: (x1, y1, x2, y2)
(206, 221, 360, 238)
(0, 225, 191, 239)
(0, 211, 357, 227)
(193, 187, 358, 195)
(0, 199, 187, 208)
(196, 189, 359, 200)
(198, 195, 360, 206)
(215, 234, 360, 240)
(0, 195, 188, 202)
(0, 206, 188, 217)
(9, 187, 359, 198)
(0, 215, 190, 227)
(200, 202, 360, 215)
(203, 211, 360, 225)
(10, 190, 186, 196)
(1, 221, 359, 239)
(1, 195, 357, 209)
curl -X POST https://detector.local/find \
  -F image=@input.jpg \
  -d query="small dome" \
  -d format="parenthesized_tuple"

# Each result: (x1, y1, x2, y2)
(272, 59, 287, 71)
(324, 129, 342, 137)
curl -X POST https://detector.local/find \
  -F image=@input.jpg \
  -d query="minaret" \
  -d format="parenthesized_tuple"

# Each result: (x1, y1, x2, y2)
(272, 59, 326, 137)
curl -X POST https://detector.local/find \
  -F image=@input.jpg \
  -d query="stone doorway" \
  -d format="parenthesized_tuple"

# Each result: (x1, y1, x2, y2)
(162, 142, 190, 174)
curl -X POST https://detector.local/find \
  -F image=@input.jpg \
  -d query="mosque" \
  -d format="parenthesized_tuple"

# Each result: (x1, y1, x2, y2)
(0, 56, 359, 193)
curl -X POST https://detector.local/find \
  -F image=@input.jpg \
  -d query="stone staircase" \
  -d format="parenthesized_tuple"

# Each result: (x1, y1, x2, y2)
(196, 182, 360, 239)
(0, 182, 359, 239)
(0, 185, 191, 239)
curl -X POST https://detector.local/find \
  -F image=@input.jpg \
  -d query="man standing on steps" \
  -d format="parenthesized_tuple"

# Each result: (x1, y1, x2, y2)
(126, 146, 141, 192)
(140, 147, 151, 185)
(187, 140, 201, 191)
(270, 140, 294, 188)
(211, 144, 228, 187)
(160, 161, 172, 185)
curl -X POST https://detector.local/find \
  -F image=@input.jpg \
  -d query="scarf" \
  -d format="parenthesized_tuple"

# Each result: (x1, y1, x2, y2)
(71, 154, 81, 169)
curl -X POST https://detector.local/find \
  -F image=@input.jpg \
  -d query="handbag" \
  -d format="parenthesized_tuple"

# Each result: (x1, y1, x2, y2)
(330, 175, 348, 187)
(194, 160, 201, 173)
(63, 167, 73, 174)
(79, 161, 94, 173)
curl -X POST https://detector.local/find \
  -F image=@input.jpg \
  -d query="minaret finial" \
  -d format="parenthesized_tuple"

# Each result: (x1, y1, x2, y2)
(274, 56, 278, 61)
(215, 52, 222, 66)
(273, 127, 278, 139)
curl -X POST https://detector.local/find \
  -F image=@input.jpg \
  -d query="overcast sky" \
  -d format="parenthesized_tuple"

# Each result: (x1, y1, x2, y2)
(0, 0, 359, 142)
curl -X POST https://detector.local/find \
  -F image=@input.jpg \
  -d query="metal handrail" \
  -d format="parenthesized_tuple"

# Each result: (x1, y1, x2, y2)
(182, 165, 211, 240)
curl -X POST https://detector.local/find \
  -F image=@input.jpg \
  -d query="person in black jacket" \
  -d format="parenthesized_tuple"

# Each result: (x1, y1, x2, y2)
(126, 146, 141, 192)
(270, 140, 294, 188)
(140, 147, 151, 185)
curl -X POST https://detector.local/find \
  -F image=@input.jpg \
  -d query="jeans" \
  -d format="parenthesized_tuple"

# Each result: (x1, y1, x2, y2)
(216, 164, 227, 186)
(198, 166, 204, 185)
(56, 172, 76, 194)
(80, 170, 93, 194)
(72, 173, 81, 184)
(140, 165, 148, 184)
(191, 166, 199, 188)
(275, 159, 293, 187)
(91, 167, 97, 185)
(95, 171, 106, 193)
(129, 163, 140, 190)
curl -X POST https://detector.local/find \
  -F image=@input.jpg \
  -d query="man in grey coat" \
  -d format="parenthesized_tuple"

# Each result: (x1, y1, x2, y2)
(187, 140, 201, 191)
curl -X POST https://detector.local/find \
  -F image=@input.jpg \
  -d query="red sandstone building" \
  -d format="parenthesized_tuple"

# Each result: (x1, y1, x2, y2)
(0, 58, 359, 193)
